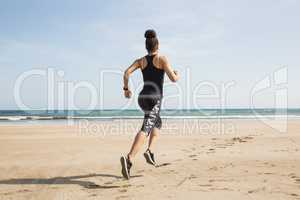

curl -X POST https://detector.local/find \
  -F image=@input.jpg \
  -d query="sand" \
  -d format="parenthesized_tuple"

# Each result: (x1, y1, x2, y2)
(0, 119, 300, 200)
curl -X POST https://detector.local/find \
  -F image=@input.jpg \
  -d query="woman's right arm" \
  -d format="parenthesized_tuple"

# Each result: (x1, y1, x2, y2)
(123, 59, 141, 98)
(161, 56, 179, 82)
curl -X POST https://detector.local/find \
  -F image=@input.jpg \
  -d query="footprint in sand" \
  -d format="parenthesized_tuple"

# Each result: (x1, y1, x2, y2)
(189, 154, 197, 158)
(176, 175, 197, 187)
(264, 172, 274, 175)
(288, 173, 297, 178)
(190, 174, 197, 179)
(121, 184, 131, 188)
(232, 136, 254, 143)
(167, 170, 178, 174)
(206, 148, 215, 154)
(208, 166, 218, 171)
(199, 184, 213, 187)
(136, 184, 144, 188)
(215, 145, 227, 149)
(116, 195, 129, 200)
(248, 187, 266, 194)
(232, 137, 247, 143)
(210, 187, 232, 191)
(119, 189, 127, 193)
(262, 162, 276, 167)
(174, 159, 182, 162)
(287, 174, 300, 190)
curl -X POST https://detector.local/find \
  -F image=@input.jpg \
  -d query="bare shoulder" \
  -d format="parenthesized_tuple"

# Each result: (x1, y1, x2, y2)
(135, 56, 145, 66)
(158, 55, 169, 67)
(136, 56, 148, 69)
(158, 54, 167, 60)
(137, 56, 145, 61)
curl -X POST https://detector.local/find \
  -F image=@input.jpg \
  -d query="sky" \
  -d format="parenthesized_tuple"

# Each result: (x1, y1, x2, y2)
(0, 0, 299, 110)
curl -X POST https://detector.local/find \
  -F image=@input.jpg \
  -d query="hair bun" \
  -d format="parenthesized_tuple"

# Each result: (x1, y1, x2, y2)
(144, 29, 157, 39)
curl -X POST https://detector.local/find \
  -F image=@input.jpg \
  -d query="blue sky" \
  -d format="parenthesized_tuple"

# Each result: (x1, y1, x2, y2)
(0, 0, 299, 109)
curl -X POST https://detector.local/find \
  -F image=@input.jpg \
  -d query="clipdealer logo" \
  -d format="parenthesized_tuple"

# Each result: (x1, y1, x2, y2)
(250, 67, 288, 133)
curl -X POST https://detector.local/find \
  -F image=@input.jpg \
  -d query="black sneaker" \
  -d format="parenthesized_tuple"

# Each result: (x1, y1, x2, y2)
(144, 149, 156, 166)
(120, 156, 132, 179)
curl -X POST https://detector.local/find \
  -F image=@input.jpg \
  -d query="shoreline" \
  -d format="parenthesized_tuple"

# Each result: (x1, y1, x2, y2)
(0, 114, 299, 122)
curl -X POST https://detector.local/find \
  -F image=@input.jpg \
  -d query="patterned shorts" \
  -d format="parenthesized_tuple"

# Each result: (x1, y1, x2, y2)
(138, 95, 162, 136)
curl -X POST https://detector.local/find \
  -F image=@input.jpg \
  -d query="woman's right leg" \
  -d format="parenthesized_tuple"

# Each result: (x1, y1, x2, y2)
(148, 127, 159, 151)
(128, 131, 147, 161)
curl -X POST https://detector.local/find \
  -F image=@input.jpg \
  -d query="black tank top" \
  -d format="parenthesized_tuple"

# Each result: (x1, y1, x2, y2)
(140, 55, 165, 97)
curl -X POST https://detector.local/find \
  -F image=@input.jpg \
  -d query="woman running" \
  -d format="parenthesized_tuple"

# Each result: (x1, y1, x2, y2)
(121, 29, 179, 179)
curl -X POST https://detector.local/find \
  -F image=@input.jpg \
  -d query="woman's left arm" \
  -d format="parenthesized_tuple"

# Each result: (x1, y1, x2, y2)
(123, 59, 141, 98)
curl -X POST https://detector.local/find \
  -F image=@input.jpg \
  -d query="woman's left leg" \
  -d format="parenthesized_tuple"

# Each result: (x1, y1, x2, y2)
(128, 131, 147, 161)
(121, 130, 147, 179)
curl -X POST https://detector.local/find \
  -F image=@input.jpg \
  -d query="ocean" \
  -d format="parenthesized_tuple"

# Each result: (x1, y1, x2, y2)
(0, 109, 299, 123)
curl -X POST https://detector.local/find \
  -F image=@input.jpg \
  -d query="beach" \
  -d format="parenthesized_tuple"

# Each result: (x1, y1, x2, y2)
(0, 119, 300, 200)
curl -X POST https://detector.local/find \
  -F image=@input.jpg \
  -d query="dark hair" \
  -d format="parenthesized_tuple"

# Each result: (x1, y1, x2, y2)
(144, 29, 159, 53)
